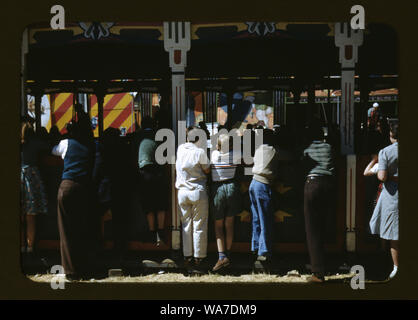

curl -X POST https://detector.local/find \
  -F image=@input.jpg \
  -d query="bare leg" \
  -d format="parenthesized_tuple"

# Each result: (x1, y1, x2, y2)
(215, 219, 225, 253)
(225, 216, 234, 251)
(390, 240, 399, 267)
(146, 212, 155, 231)
(26, 215, 36, 251)
(157, 210, 166, 230)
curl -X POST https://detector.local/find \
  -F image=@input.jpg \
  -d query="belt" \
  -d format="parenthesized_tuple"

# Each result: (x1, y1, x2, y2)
(306, 174, 333, 180)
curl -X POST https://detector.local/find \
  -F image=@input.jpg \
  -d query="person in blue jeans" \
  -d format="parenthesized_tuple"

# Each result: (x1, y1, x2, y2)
(249, 129, 278, 269)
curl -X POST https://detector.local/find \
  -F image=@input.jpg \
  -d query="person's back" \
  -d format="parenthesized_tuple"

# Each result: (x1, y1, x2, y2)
(61, 138, 95, 185)
(380, 142, 398, 178)
(303, 141, 335, 177)
(22, 134, 50, 167)
(252, 144, 279, 185)
(248, 129, 278, 266)
(138, 129, 157, 169)
(378, 140, 398, 199)
(175, 128, 210, 268)
(211, 150, 240, 182)
(210, 134, 242, 272)
(52, 109, 97, 279)
(137, 118, 168, 245)
(302, 121, 336, 282)
(105, 133, 130, 183)
(176, 142, 209, 191)
(52, 121, 95, 186)
(369, 120, 399, 279)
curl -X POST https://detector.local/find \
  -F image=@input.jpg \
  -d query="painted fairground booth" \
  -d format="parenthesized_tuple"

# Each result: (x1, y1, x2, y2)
(22, 22, 398, 254)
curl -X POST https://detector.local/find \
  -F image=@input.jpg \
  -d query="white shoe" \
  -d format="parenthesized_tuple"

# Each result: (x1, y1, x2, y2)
(389, 267, 398, 279)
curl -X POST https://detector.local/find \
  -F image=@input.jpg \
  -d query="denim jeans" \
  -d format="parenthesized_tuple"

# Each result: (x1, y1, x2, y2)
(249, 179, 274, 257)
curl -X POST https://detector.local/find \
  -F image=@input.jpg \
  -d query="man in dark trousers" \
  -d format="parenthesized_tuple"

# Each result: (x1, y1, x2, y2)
(302, 120, 336, 283)
(52, 105, 96, 280)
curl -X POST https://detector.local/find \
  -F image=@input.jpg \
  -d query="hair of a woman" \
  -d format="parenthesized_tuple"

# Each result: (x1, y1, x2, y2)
(389, 121, 399, 140)
(21, 121, 35, 144)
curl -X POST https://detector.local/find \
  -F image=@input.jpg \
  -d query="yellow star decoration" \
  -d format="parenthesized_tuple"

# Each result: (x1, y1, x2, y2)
(237, 210, 251, 223)
(275, 182, 292, 194)
(274, 210, 292, 223)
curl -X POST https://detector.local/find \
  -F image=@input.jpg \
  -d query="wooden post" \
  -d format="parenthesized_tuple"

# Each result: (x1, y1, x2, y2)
(335, 22, 363, 155)
(164, 21, 191, 251)
(335, 22, 363, 253)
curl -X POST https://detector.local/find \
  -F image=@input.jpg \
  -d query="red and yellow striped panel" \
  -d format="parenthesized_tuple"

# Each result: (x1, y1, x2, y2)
(50, 93, 74, 134)
(90, 93, 134, 137)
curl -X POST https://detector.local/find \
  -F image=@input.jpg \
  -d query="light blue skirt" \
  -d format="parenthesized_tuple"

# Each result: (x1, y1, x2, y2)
(369, 181, 398, 241)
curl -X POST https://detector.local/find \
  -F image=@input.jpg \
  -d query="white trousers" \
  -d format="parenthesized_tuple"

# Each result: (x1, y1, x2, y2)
(178, 189, 209, 258)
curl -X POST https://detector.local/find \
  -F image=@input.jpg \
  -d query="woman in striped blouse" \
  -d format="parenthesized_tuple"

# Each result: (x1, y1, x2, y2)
(210, 134, 242, 272)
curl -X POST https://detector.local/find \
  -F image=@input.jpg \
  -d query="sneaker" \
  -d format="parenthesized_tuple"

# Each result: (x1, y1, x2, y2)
(256, 255, 268, 262)
(254, 255, 272, 273)
(212, 257, 231, 272)
(149, 230, 161, 246)
(157, 230, 167, 246)
(389, 267, 398, 279)
(156, 231, 162, 246)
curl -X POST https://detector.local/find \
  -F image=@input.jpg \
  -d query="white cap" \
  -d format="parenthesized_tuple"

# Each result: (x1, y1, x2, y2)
(244, 95, 255, 103)
(373, 102, 379, 108)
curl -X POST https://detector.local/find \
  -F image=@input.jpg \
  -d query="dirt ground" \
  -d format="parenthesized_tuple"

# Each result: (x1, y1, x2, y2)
(23, 250, 393, 284)
(28, 272, 354, 284)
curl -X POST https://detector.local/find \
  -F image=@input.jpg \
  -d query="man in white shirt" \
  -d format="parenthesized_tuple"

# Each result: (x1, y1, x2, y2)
(175, 127, 210, 271)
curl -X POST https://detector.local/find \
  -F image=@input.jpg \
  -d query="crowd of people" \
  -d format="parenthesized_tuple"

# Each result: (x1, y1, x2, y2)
(20, 102, 399, 282)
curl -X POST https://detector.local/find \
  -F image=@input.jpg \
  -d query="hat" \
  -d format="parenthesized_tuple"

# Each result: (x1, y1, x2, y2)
(233, 93, 243, 100)
(373, 102, 379, 108)
(244, 95, 255, 103)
